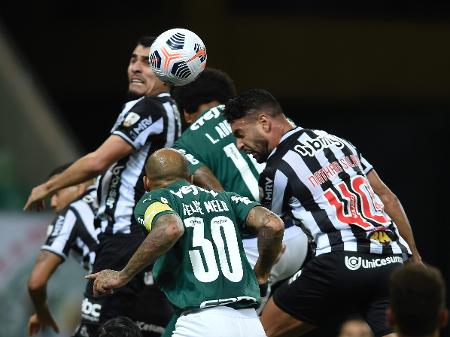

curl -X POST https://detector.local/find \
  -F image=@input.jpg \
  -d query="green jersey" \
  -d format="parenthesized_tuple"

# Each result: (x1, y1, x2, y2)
(172, 105, 264, 201)
(134, 180, 261, 312)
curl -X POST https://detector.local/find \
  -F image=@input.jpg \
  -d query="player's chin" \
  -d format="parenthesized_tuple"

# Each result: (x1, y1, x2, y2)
(128, 85, 147, 98)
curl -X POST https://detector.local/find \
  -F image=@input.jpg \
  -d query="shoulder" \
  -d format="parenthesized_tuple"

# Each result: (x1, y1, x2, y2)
(136, 189, 173, 210)
(128, 95, 173, 118)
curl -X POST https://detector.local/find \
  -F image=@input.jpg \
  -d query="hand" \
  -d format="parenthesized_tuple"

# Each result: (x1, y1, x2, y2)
(408, 252, 424, 266)
(85, 269, 128, 296)
(28, 313, 59, 336)
(24, 184, 50, 211)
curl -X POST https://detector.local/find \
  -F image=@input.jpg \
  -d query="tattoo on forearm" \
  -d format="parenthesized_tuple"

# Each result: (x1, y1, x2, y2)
(256, 211, 283, 274)
(122, 215, 181, 279)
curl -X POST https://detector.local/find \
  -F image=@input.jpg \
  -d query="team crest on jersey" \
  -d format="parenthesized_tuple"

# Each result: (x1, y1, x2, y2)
(123, 112, 140, 127)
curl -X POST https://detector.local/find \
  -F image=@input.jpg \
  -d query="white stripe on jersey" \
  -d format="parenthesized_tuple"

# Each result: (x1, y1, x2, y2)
(163, 101, 180, 147)
(42, 211, 77, 259)
(42, 188, 99, 270)
(264, 127, 411, 256)
(271, 170, 288, 215)
(111, 143, 152, 234)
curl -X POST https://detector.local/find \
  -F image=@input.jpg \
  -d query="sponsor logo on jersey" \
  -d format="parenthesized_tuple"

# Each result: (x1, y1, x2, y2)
(81, 298, 101, 321)
(344, 255, 403, 271)
(190, 106, 222, 131)
(200, 295, 257, 309)
(123, 111, 140, 127)
(230, 195, 252, 205)
(106, 165, 125, 209)
(128, 117, 153, 139)
(294, 134, 345, 157)
(170, 184, 218, 199)
(135, 321, 165, 334)
(264, 177, 273, 201)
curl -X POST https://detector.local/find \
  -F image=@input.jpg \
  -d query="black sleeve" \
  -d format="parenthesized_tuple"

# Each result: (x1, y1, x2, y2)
(112, 97, 165, 149)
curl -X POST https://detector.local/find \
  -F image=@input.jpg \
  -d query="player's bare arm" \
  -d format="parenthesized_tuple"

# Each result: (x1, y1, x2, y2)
(193, 166, 224, 191)
(367, 169, 422, 265)
(86, 213, 184, 296)
(24, 135, 133, 211)
(27, 251, 62, 335)
(246, 206, 284, 284)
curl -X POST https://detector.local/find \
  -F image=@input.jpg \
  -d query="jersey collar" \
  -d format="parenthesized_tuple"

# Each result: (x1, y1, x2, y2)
(267, 126, 303, 160)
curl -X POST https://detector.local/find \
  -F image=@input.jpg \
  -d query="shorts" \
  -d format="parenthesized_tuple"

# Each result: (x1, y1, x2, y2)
(243, 226, 309, 284)
(273, 251, 403, 337)
(80, 233, 173, 337)
(173, 306, 266, 337)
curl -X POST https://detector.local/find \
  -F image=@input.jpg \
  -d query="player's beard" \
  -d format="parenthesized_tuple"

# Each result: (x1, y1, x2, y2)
(254, 137, 271, 163)
(126, 89, 143, 100)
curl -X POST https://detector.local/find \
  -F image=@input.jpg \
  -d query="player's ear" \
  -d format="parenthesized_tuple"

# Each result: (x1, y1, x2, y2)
(143, 176, 151, 191)
(258, 113, 271, 133)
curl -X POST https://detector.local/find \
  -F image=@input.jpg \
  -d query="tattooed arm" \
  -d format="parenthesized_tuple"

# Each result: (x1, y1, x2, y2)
(86, 213, 184, 296)
(27, 250, 62, 335)
(246, 206, 284, 284)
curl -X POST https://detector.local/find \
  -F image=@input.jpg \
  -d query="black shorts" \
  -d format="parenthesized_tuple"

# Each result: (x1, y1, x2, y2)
(273, 251, 403, 337)
(78, 233, 173, 337)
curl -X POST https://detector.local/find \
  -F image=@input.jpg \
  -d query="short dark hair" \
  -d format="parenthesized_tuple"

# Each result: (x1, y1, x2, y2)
(172, 68, 237, 114)
(222, 88, 283, 123)
(97, 316, 142, 337)
(48, 162, 73, 179)
(390, 264, 446, 336)
(136, 36, 156, 48)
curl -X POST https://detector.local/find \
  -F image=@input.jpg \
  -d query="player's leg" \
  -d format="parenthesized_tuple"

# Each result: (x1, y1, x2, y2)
(260, 297, 315, 337)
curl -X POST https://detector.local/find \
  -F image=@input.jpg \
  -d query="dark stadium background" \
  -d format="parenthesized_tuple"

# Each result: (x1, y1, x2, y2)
(1, 1, 449, 336)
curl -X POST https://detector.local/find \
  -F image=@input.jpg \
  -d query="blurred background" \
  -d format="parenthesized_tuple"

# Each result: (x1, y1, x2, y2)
(0, 0, 449, 336)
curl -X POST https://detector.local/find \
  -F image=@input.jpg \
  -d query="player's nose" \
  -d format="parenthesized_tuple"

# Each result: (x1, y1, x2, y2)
(236, 139, 244, 150)
(131, 61, 143, 73)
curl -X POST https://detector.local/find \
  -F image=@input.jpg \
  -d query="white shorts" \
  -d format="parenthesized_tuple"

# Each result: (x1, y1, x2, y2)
(172, 306, 266, 337)
(243, 225, 309, 285)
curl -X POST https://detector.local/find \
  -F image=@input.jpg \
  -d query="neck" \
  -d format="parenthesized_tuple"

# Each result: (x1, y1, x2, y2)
(150, 177, 186, 190)
(268, 116, 295, 151)
(187, 101, 220, 124)
(147, 84, 170, 97)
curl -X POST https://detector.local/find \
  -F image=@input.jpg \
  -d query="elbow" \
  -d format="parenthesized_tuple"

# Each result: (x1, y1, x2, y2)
(380, 190, 399, 207)
(166, 222, 184, 242)
(272, 218, 285, 239)
(28, 276, 45, 294)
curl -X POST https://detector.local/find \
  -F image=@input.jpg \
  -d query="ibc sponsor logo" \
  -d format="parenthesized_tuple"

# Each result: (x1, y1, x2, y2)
(81, 298, 101, 321)
(344, 255, 403, 271)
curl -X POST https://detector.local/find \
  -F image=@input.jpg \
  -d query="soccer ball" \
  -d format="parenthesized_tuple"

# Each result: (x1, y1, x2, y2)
(149, 28, 207, 86)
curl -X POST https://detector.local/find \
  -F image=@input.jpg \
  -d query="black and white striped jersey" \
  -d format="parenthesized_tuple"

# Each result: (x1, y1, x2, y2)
(96, 93, 181, 235)
(42, 186, 99, 271)
(259, 126, 411, 256)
